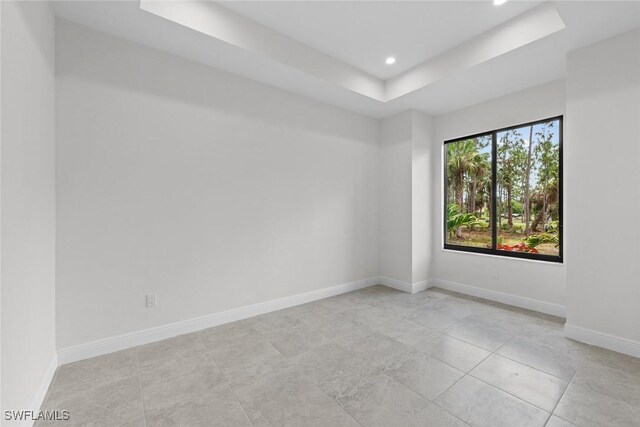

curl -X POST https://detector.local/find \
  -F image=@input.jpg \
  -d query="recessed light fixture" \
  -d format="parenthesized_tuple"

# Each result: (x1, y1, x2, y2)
(385, 57, 396, 65)
(493, 0, 507, 5)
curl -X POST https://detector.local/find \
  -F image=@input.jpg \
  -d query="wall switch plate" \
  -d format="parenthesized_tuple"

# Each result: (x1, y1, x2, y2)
(146, 294, 157, 307)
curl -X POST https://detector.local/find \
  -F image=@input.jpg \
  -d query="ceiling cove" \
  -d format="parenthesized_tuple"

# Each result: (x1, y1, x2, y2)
(52, 1, 640, 118)
(140, 0, 565, 103)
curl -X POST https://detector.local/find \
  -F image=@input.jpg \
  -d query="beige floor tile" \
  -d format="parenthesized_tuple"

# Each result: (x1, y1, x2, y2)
(553, 381, 640, 427)
(141, 366, 225, 411)
(200, 323, 282, 370)
(139, 350, 217, 387)
(52, 349, 138, 394)
(315, 313, 374, 346)
(291, 341, 374, 385)
(223, 353, 313, 395)
(404, 304, 466, 331)
(266, 327, 334, 357)
(347, 332, 413, 369)
(370, 316, 438, 346)
(319, 372, 432, 427)
(544, 415, 575, 427)
(42, 376, 144, 426)
(137, 334, 206, 365)
(236, 377, 359, 427)
(408, 402, 470, 426)
(434, 376, 549, 427)
(570, 361, 640, 406)
(496, 337, 577, 380)
(413, 330, 491, 372)
(470, 354, 568, 412)
(383, 348, 465, 400)
(442, 315, 513, 351)
(39, 287, 640, 426)
(143, 374, 252, 427)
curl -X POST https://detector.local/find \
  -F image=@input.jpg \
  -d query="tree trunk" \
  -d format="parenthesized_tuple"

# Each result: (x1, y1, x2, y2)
(469, 179, 477, 216)
(487, 185, 492, 228)
(524, 125, 534, 235)
(542, 194, 548, 232)
(507, 185, 513, 228)
(456, 171, 464, 213)
(497, 184, 502, 227)
(531, 209, 543, 232)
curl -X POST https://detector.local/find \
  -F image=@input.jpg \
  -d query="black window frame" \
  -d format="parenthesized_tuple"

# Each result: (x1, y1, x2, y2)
(443, 116, 563, 263)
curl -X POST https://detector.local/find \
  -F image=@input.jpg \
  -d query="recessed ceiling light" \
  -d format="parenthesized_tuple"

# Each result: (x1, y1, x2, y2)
(493, 0, 507, 5)
(385, 57, 396, 65)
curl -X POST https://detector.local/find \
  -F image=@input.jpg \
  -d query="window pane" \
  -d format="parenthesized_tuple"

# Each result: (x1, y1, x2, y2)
(445, 135, 492, 249)
(496, 119, 560, 256)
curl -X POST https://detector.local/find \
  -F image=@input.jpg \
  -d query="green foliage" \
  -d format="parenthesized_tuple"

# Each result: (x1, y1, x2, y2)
(446, 137, 491, 215)
(499, 222, 525, 234)
(445, 120, 560, 252)
(447, 204, 480, 237)
(511, 224, 525, 234)
(474, 221, 490, 231)
(523, 233, 559, 248)
(546, 220, 559, 233)
(534, 125, 559, 194)
(511, 200, 523, 215)
(498, 130, 527, 188)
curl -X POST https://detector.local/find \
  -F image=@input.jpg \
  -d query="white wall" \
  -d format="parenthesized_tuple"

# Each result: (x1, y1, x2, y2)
(378, 110, 434, 290)
(55, 21, 379, 349)
(430, 80, 567, 311)
(411, 111, 434, 285)
(1, 0, 57, 419)
(378, 112, 413, 285)
(565, 29, 640, 352)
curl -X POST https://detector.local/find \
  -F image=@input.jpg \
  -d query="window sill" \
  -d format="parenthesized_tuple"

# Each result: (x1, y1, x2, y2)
(441, 247, 564, 265)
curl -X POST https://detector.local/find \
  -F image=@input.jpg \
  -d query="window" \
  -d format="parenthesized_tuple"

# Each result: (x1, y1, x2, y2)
(444, 116, 562, 262)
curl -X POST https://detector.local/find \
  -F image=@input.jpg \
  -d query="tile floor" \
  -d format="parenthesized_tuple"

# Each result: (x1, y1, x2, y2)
(38, 286, 640, 426)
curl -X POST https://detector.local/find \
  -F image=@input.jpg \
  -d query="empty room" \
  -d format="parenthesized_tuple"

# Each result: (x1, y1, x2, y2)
(1, 0, 639, 426)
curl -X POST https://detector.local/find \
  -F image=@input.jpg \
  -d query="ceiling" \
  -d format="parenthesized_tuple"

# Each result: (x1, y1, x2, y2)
(221, 1, 543, 80)
(52, 1, 640, 119)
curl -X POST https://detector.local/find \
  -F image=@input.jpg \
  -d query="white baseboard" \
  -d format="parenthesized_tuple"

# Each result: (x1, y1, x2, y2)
(412, 280, 431, 293)
(378, 276, 413, 293)
(25, 353, 58, 421)
(429, 278, 566, 318)
(57, 277, 378, 365)
(564, 323, 640, 359)
(377, 277, 432, 294)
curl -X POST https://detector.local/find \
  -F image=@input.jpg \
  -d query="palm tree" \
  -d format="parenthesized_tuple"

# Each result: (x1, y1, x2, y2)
(523, 125, 534, 235)
(478, 178, 492, 221)
(447, 140, 477, 213)
(534, 123, 559, 230)
(531, 180, 559, 232)
(498, 130, 526, 228)
(467, 152, 491, 216)
(447, 138, 490, 214)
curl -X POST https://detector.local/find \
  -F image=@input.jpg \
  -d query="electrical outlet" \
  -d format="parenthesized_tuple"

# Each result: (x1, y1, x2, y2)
(146, 294, 157, 308)
(491, 271, 499, 280)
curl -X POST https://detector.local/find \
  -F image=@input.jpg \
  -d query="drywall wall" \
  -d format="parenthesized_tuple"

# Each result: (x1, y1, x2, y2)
(378, 110, 434, 291)
(431, 80, 567, 311)
(55, 20, 379, 349)
(565, 29, 640, 353)
(1, 0, 57, 418)
(378, 112, 413, 285)
(411, 111, 434, 285)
